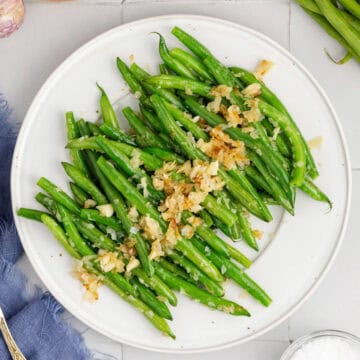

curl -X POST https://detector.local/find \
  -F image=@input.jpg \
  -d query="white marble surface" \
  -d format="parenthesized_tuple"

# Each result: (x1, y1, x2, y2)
(1, 1, 359, 359)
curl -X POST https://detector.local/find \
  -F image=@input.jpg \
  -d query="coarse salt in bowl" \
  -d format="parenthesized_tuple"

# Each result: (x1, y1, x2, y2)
(280, 330, 360, 360)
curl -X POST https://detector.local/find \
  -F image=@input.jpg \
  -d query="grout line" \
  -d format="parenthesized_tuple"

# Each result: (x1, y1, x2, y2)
(120, 0, 289, 4)
(352, 168, 360, 171)
(287, 318, 292, 344)
(288, 0, 291, 52)
(120, 0, 125, 23)
(25, 0, 125, 5)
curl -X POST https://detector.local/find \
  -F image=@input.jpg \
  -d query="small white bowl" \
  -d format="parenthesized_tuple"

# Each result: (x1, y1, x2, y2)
(280, 330, 360, 360)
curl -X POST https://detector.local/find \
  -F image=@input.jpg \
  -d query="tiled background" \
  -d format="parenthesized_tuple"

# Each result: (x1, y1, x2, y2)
(1, 1, 359, 359)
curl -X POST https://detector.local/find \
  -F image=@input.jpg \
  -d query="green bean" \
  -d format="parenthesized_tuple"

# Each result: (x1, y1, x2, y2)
(146, 75, 212, 99)
(201, 195, 237, 228)
(97, 156, 224, 282)
(37, 177, 81, 215)
(109, 141, 163, 171)
(212, 190, 240, 240)
(66, 112, 90, 176)
(150, 94, 207, 160)
(143, 147, 185, 163)
(56, 203, 95, 256)
(66, 136, 102, 152)
(203, 56, 238, 87)
(155, 33, 197, 80)
(116, 57, 146, 100)
(96, 84, 120, 129)
(225, 241, 252, 269)
(236, 206, 258, 251)
(158, 258, 195, 284)
(99, 123, 136, 146)
(72, 217, 116, 252)
(140, 106, 184, 154)
(230, 67, 319, 178)
(193, 237, 272, 307)
(67, 137, 163, 171)
(133, 267, 178, 306)
(130, 278, 173, 320)
(139, 105, 164, 133)
(69, 182, 89, 206)
(219, 168, 271, 221)
(300, 177, 332, 207)
(250, 122, 295, 205)
(34, 200, 172, 336)
(123, 106, 169, 149)
(17, 208, 49, 222)
(169, 48, 215, 82)
(226, 91, 301, 191)
(171, 26, 212, 60)
(175, 236, 223, 282)
(337, 0, 360, 21)
(155, 265, 249, 316)
(296, 0, 360, 33)
(103, 272, 175, 338)
(181, 94, 294, 192)
(163, 101, 209, 141)
(199, 210, 214, 227)
(48, 200, 109, 274)
(168, 251, 224, 297)
(151, 94, 269, 220)
(129, 63, 185, 110)
(182, 213, 230, 258)
(62, 162, 107, 205)
(245, 166, 273, 195)
(95, 136, 164, 202)
(228, 168, 273, 222)
(260, 193, 279, 206)
(97, 156, 167, 227)
(261, 118, 291, 157)
(35, 192, 58, 216)
(87, 121, 101, 136)
(80, 143, 154, 277)
(41, 213, 81, 259)
(258, 101, 306, 186)
(159, 63, 172, 75)
(247, 151, 294, 215)
(302, 8, 360, 63)
(79, 209, 123, 231)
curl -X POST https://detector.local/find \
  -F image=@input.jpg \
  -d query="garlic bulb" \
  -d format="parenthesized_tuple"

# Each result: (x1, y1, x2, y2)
(0, 0, 25, 38)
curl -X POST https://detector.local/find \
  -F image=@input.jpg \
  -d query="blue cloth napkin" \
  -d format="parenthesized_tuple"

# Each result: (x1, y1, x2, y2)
(0, 96, 91, 360)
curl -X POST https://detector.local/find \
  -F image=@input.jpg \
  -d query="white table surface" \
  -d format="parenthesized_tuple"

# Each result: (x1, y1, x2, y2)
(1, 1, 359, 359)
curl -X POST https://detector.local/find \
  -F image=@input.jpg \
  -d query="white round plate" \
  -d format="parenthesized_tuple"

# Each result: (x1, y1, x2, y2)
(11, 15, 351, 353)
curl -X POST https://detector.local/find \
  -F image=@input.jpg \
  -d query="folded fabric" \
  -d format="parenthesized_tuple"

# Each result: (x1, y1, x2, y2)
(0, 95, 91, 360)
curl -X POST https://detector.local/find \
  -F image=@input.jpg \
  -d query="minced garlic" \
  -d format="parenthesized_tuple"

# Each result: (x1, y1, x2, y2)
(197, 126, 249, 170)
(242, 83, 261, 97)
(149, 239, 164, 260)
(130, 149, 143, 168)
(223, 104, 243, 127)
(254, 59, 274, 80)
(84, 199, 97, 209)
(97, 249, 125, 273)
(96, 204, 114, 218)
(128, 206, 139, 222)
(73, 260, 103, 303)
(139, 215, 163, 241)
(243, 98, 261, 123)
(126, 256, 140, 273)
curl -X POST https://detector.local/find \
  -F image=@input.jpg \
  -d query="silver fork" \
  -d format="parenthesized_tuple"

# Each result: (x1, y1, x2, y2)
(0, 306, 26, 360)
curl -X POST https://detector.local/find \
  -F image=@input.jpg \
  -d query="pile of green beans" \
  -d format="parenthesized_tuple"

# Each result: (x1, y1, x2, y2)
(17, 26, 331, 338)
(296, 0, 360, 64)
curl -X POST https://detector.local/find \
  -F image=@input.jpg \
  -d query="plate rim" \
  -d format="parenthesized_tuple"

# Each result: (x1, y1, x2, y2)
(11, 14, 352, 353)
